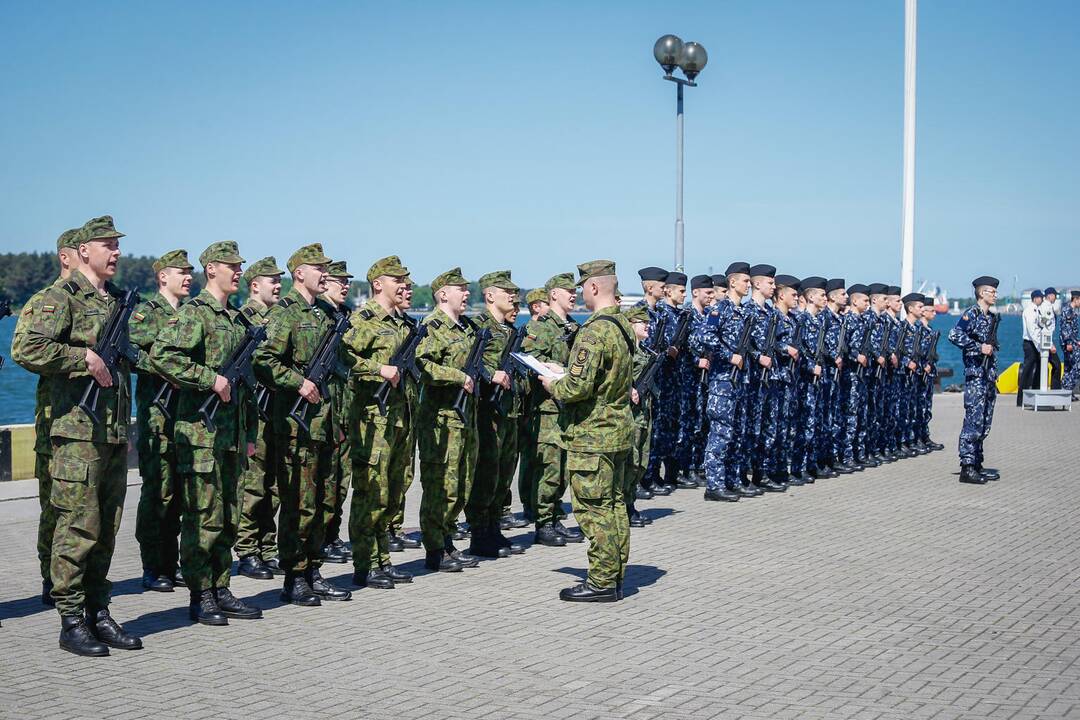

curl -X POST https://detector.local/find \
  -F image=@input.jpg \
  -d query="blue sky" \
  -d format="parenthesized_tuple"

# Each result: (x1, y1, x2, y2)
(2, 1, 1076, 297)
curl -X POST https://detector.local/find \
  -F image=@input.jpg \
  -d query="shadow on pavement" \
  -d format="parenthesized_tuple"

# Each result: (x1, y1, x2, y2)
(551, 564, 665, 598)
(640, 507, 678, 523)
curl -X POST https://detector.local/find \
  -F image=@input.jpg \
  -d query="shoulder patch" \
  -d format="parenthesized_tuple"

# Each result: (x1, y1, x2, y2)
(132, 311, 146, 322)
(428, 318, 443, 329)
(62, 281, 79, 295)
(167, 318, 179, 326)
(42, 304, 56, 314)
(359, 308, 375, 320)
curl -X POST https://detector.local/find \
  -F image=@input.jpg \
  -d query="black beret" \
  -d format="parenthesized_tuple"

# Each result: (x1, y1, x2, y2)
(972, 275, 999, 289)
(711, 274, 728, 289)
(775, 274, 800, 290)
(1072, 290, 1080, 300)
(901, 292, 924, 305)
(690, 274, 713, 290)
(748, 263, 776, 278)
(887, 285, 901, 296)
(826, 278, 846, 293)
(1030, 289, 1044, 299)
(800, 276, 827, 291)
(665, 272, 687, 286)
(921, 295, 935, 305)
(725, 261, 750, 276)
(638, 266, 669, 282)
(1045, 286, 1058, 296)
(867, 283, 889, 295)
(847, 283, 870, 296)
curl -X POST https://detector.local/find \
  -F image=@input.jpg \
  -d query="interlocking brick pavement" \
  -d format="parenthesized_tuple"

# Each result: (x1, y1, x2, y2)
(1, 394, 1079, 720)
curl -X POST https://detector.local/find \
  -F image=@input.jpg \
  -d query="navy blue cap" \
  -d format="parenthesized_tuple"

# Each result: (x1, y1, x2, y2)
(867, 283, 889, 295)
(775, 274, 800, 290)
(665, 272, 687, 286)
(638, 266, 668, 282)
(711, 274, 728, 289)
(972, 275, 999, 289)
(1045, 286, 1058, 296)
(1031, 289, 1044, 299)
(901, 292, 924, 305)
(847, 283, 870, 296)
(725, 261, 750, 276)
(690, 274, 713, 290)
(800, 276, 827, 291)
(887, 285, 901, 296)
(1072, 290, 1080, 299)
(748, 263, 776, 278)
(826, 278, 846, 293)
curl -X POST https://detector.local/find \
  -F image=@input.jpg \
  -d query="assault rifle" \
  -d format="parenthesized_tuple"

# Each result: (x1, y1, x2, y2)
(668, 308, 692, 355)
(855, 314, 875, 378)
(729, 314, 757, 383)
(874, 317, 892, 379)
(374, 315, 428, 416)
(906, 324, 924, 386)
(152, 379, 177, 421)
(79, 288, 141, 425)
(788, 320, 804, 367)
(0, 298, 11, 368)
(891, 322, 910, 382)
(983, 311, 1000, 371)
(199, 316, 268, 433)
(812, 313, 830, 385)
(488, 324, 526, 414)
(452, 327, 493, 424)
(633, 312, 668, 397)
(289, 311, 351, 434)
(757, 313, 779, 385)
(833, 314, 850, 383)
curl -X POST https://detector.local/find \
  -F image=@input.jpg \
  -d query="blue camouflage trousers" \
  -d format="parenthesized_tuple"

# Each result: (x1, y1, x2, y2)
(919, 375, 934, 443)
(959, 372, 995, 466)
(792, 377, 819, 474)
(646, 370, 682, 482)
(817, 376, 836, 468)
(1064, 349, 1079, 392)
(676, 369, 708, 473)
(703, 376, 744, 492)
(746, 377, 767, 474)
(761, 380, 789, 476)
(839, 370, 865, 463)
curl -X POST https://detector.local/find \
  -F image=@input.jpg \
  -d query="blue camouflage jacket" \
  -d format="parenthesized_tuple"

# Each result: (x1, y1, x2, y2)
(947, 305, 997, 380)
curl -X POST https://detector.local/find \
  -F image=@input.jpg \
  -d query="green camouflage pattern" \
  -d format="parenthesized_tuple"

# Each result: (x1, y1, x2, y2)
(198, 240, 244, 267)
(628, 343, 653, 504)
(522, 311, 578, 420)
(566, 450, 631, 589)
(130, 292, 179, 436)
(430, 267, 469, 293)
(574, 259, 616, 286)
(152, 249, 193, 273)
(525, 288, 547, 305)
(366, 255, 410, 283)
(56, 228, 80, 251)
(286, 242, 331, 272)
(77, 215, 125, 242)
(177, 444, 241, 591)
(242, 256, 284, 287)
(326, 260, 353, 279)
(342, 301, 411, 425)
(276, 435, 333, 573)
(545, 272, 576, 291)
(477, 270, 520, 292)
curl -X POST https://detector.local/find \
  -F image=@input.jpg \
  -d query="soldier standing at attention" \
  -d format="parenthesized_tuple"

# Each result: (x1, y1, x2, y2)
(234, 257, 285, 580)
(763, 275, 801, 486)
(13, 215, 143, 656)
(840, 284, 871, 471)
(523, 273, 585, 546)
(515, 287, 551, 526)
(388, 278, 423, 551)
(678, 275, 715, 486)
(11, 227, 81, 607)
(645, 272, 689, 494)
(918, 302, 946, 453)
(341, 255, 417, 589)
(790, 277, 829, 484)
(822, 279, 848, 474)
(948, 277, 1001, 485)
(624, 304, 657, 523)
(468, 271, 526, 558)
(254, 244, 353, 606)
(414, 268, 478, 573)
(150, 242, 263, 625)
(319, 260, 354, 566)
(131, 249, 193, 593)
(540, 260, 634, 603)
(744, 264, 783, 492)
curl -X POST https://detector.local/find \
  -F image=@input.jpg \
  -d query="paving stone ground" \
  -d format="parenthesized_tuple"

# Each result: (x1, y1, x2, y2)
(1, 394, 1079, 720)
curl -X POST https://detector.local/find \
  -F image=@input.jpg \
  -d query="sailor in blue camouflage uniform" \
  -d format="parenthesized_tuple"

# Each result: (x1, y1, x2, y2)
(632, 267, 669, 500)
(1061, 290, 1080, 397)
(863, 284, 891, 464)
(677, 275, 715, 486)
(837, 284, 872, 472)
(947, 276, 1002, 485)
(880, 286, 904, 459)
(645, 272, 691, 493)
(692, 263, 754, 501)
(762, 275, 801, 486)
(917, 300, 945, 452)
(897, 293, 925, 455)
(790, 277, 829, 483)
(819, 279, 847, 475)
(742, 264, 787, 493)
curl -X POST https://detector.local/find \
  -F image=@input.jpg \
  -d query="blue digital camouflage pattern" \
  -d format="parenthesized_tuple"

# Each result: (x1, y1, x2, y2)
(948, 305, 998, 466)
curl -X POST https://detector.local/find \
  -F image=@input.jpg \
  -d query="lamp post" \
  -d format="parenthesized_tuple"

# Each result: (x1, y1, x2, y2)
(654, 34, 708, 273)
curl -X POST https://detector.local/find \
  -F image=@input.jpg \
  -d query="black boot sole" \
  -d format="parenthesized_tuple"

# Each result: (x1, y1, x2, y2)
(59, 641, 109, 657)
(280, 593, 321, 607)
(189, 612, 229, 626)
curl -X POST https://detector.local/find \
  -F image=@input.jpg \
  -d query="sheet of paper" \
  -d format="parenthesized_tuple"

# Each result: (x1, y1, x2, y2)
(511, 352, 566, 379)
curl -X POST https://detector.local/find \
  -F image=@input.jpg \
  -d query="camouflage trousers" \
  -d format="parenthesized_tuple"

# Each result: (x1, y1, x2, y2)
(760, 379, 790, 476)
(629, 405, 652, 497)
(418, 418, 477, 552)
(567, 450, 630, 590)
(703, 377, 744, 491)
(324, 434, 351, 544)
(389, 429, 416, 537)
(466, 405, 518, 527)
(645, 374, 681, 483)
(516, 412, 540, 520)
(792, 378, 819, 475)
(349, 417, 410, 573)
(919, 376, 934, 443)
(817, 376, 836, 468)
(959, 372, 996, 465)
(135, 432, 181, 575)
(1064, 349, 1080, 392)
(746, 377, 767, 473)
(234, 426, 279, 560)
(276, 435, 333, 574)
(178, 444, 240, 592)
(534, 411, 569, 528)
(49, 439, 127, 617)
(35, 452, 57, 583)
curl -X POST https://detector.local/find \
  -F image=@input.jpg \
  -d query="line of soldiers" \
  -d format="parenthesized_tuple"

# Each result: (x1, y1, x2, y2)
(11, 215, 639, 656)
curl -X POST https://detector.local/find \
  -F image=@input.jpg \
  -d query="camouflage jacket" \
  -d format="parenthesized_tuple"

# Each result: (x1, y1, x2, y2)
(253, 286, 340, 442)
(550, 305, 634, 453)
(11, 269, 131, 445)
(150, 290, 250, 452)
(415, 307, 476, 429)
(473, 309, 525, 418)
(12, 279, 61, 455)
(342, 299, 411, 427)
(522, 311, 579, 416)
(130, 292, 179, 438)
(321, 296, 353, 431)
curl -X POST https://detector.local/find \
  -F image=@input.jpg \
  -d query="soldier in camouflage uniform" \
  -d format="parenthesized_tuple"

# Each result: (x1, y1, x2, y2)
(131, 249, 193, 593)
(150, 241, 263, 625)
(540, 260, 633, 603)
(234, 257, 284, 580)
(12, 216, 143, 656)
(624, 305, 655, 525)
(341, 255, 417, 589)
(320, 260, 354, 565)
(414, 267, 479, 573)
(388, 278, 422, 550)
(514, 287, 550, 526)
(254, 243, 353, 606)
(522, 272, 586, 547)
(12, 227, 82, 607)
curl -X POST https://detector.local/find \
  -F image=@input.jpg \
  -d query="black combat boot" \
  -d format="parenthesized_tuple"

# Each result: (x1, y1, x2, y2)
(926, 440, 945, 452)
(704, 487, 739, 502)
(281, 572, 321, 606)
(353, 568, 395, 589)
(424, 549, 464, 572)
(628, 508, 647, 527)
(41, 579, 55, 606)
(381, 563, 413, 583)
(237, 554, 274, 580)
(189, 589, 229, 625)
(142, 568, 174, 592)
(397, 532, 421, 549)
(215, 587, 262, 619)
(559, 582, 618, 603)
(467, 525, 507, 559)
(87, 607, 143, 650)
(535, 524, 568, 546)
(635, 484, 654, 500)
(264, 557, 286, 576)
(173, 568, 187, 587)
(491, 521, 525, 554)
(975, 464, 1000, 481)
(959, 465, 987, 484)
(554, 519, 585, 542)
(320, 542, 348, 564)
(387, 533, 405, 552)
(674, 471, 697, 490)
(59, 615, 110, 657)
(307, 568, 352, 601)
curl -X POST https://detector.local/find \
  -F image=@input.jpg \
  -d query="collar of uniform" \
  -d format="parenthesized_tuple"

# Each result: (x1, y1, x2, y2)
(154, 290, 179, 314)
(590, 305, 622, 319)
(430, 306, 465, 330)
(244, 296, 269, 312)
(195, 289, 229, 313)
(67, 269, 98, 298)
(546, 312, 568, 328)
(283, 286, 314, 310)
(361, 299, 394, 321)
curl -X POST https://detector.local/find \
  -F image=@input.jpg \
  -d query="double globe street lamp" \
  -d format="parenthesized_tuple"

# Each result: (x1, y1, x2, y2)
(653, 34, 708, 272)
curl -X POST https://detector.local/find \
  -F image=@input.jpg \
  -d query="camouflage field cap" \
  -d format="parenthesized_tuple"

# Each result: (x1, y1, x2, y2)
(199, 240, 245, 267)
(327, 260, 354, 280)
(56, 228, 80, 251)
(431, 267, 469, 292)
(544, 272, 576, 292)
(525, 288, 547, 305)
(153, 249, 194, 274)
(287, 243, 332, 273)
(575, 259, 617, 286)
(478, 270, 520, 292)
(242, 256, 284, 286)
(367, 255, 410, 283)
(623, 305, 650, 324)
(78, 215, 125, 242)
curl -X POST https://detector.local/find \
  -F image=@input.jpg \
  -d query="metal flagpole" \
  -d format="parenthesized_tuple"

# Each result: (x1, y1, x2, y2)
(900, 0, 918, 295)
(675, 82, 685, 272)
